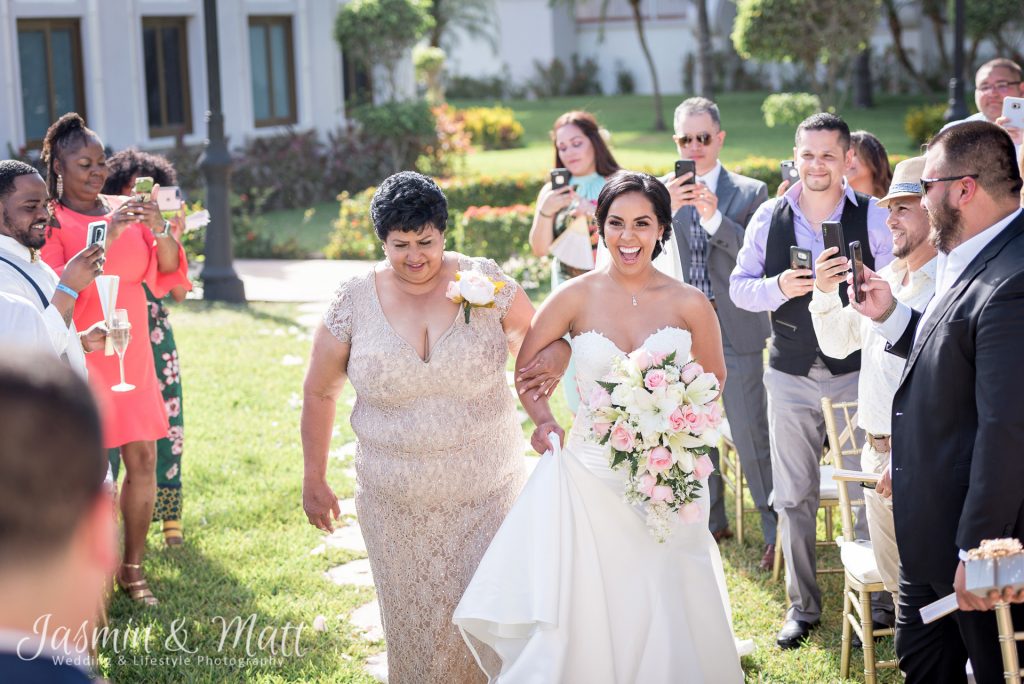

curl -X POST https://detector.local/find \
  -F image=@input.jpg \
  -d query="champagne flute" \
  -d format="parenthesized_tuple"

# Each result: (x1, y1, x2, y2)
(110, 309, 135, 392)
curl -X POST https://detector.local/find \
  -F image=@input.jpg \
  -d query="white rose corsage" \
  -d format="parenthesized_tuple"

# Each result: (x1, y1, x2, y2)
(446, 270, 506, 323)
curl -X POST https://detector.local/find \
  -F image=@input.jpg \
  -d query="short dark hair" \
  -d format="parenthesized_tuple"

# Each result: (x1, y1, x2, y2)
(40, 112, 102, 200)
(850, 131, 893, 198)
(0, 353, 107, 567)
(595, 171, 673, 261)
(102, 148, 179, 196)
(929, 121, 1023, 201)
(795, 112, 851, 151)
(551, 111, 621, 178)
(0, 160, 40, 203)
(977, 57, 1022, 82)
(369, 171, 449, 241)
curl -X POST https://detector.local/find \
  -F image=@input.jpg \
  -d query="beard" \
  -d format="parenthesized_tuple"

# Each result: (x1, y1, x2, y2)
(893, 228, 927, 259)
(927, 192, 963, 254)
(1, 208, 47, 250)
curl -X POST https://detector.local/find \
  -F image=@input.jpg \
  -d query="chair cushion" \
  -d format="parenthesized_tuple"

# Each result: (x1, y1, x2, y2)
(838, 537, 883, 584)
(820, 464, 839, 499)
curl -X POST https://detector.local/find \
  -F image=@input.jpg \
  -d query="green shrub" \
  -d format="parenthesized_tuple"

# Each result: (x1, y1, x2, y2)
(438, 174, 537, 210)
(350, 100, 439, 173)
(458, 106, 525, 150)
(324, 189, 381, 260)
(761, 92, 822, 129)
(446, 74, 505, 99)
(904, 103, 947, 146)
(501, 254, 551, 293)
(451, 204, 533, 261)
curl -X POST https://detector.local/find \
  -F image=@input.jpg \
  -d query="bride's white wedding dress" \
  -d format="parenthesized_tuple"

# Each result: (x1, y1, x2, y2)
(454, 327, 745, 683)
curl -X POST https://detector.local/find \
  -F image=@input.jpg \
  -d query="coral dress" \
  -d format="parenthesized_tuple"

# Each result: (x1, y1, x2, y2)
(42, 198, 191, 448)
(323, 255, 525, 683)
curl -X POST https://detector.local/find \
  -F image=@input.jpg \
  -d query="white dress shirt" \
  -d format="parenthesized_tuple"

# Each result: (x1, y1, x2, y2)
(0, 291, 55, 354)
(810, 257, 937, 435)
(695, 160, 724, 235)
(0, 234, 87, 377)
(877, 208, 1023, 346)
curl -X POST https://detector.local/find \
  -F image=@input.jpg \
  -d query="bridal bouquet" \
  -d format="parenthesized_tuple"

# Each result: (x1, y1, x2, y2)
(585, 348, 723, 542)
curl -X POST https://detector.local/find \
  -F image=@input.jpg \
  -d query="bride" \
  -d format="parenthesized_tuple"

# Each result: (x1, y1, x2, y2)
(454, 171, 744, 682)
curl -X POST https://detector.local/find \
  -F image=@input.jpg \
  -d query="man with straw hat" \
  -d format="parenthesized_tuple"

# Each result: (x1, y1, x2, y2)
(809, 156, 937, 615)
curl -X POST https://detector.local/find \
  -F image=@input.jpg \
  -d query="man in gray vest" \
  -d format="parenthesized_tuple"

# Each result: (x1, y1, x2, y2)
(730, 113, 894, 648)
(662, 97, 776, 571)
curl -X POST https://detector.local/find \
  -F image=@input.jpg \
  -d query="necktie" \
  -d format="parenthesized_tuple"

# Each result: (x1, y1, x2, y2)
(688, 206, 713, 299)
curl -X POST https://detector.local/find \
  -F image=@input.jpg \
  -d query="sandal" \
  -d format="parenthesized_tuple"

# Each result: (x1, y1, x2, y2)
(163, 520, 184, 547)
(117, 563, 159, 606)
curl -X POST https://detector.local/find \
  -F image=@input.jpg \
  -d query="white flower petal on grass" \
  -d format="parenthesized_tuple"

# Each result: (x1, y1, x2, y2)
(313, 615, 328, 632)
(281, 355, 304, 366)
(287, 392, 302, 409)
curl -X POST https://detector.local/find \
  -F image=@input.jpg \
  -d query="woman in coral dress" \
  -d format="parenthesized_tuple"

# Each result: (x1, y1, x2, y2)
(39, 114, 190, 606)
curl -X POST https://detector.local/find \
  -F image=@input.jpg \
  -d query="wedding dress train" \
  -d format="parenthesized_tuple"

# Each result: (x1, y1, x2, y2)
(454, 327, 745, 683)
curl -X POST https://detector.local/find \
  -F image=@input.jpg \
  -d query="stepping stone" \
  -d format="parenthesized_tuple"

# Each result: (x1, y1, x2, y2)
(365, 652, 388, 682)
(338, 498, 357, 517)
(324, 559, 374, 587)
(349, 600, 384, 641)
(324, 522, 367, 553)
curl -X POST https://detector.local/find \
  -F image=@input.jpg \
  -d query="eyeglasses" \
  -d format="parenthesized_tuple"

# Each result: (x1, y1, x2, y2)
(976, 80, 1022, 94)
(676, 132, 714, 146)
(919, 174, 979, 194)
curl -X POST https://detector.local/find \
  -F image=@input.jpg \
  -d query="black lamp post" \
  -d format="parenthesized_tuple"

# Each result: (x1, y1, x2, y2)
(199, 0, 246, 303)
(944, 0, 969, 123)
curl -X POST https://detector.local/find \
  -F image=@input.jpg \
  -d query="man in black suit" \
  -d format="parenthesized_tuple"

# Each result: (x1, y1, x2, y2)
(852, 121, 1024, 683)
(662, 97, 777, 569)
(0, 353, 116, 683)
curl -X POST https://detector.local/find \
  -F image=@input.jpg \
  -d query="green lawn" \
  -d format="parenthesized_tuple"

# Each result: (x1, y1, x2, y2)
(97, 300, 899, 682)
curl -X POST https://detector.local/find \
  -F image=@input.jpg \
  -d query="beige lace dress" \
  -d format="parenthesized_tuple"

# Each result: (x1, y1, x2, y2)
(324, 254, 525, 683)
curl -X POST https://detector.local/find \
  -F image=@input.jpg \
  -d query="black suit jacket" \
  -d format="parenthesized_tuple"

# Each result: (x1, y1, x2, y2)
(0, 651, 94, 683)
(889, 210, 1024, 583)
(668, 168, 771, 354)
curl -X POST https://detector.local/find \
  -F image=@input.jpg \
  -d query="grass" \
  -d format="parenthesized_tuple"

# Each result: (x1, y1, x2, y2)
(259, 91, 941, 255)
(97, 299, 900, 682)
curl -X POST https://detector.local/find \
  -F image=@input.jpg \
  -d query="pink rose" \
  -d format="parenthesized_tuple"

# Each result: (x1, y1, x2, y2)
(680, 362, 704, 384)
(693, 453, 715, 479)
(705, 402, 723, 428)
(647, 446, 674, 473)
(628, 348, 654, 371)
(678, 502, 702, 523)
(650, 351, 668, 366)
(609, 423, 636, 452)
(445, 281, 462, 300)
(639, 473, 657, 497)
(667, 407, 686, 433)
(651, 485, 674, 503)
(681, 406, 707, 434)
(593, 422, 611, 438)
(643, 369, 667, 390)
(588, 386, 612, 409)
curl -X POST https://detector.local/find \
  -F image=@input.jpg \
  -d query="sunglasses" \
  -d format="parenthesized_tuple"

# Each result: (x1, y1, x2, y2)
(676, 132, 714, 146)
(919, 173, 979, 194)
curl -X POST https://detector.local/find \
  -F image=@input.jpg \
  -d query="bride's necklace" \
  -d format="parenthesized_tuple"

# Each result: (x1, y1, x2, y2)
(608, 270, 655, 307)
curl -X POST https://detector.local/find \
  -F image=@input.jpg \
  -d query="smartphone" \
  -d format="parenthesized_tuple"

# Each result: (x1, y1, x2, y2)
(849, 240, 866, 303)
(550, 168, 570, 190)
(133, 176, 154, 202)
(1002, 96, 1024, 130)
(780, 160, 799, 184)
(156, 186, 182, 211)
(675, 159, 696, 184)
(822, 221, 847, 262)
(790, 245, 812, 275)
(86, 220, 107, 249)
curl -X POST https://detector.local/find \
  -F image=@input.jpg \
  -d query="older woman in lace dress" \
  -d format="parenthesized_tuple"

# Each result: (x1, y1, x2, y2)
(301, 172, 569, 683)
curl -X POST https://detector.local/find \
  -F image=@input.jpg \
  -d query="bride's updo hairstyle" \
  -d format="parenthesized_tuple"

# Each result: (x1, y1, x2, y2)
(370, 171, 449, 242)
(595, 171, 673, 260)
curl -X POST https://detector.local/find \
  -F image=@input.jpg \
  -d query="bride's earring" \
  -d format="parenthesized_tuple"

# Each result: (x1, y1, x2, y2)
(56, 173, 64, 197)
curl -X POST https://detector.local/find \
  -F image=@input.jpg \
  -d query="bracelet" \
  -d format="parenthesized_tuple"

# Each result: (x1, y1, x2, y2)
(79, 332, 90, 354)
(539, 210, 554, 218)
(55, 283, 79, 300)
(155, 220, 172, 238)
(872, 298, 899, 324)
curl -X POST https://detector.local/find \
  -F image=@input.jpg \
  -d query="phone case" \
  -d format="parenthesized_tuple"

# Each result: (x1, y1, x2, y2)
(676, 160, 696, 183)
(1003, 97, 1024, 129)
(849, 241, 865, 303)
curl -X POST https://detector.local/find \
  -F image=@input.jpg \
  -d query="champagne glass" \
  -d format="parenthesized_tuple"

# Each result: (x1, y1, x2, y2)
(110, 309, 135, 392)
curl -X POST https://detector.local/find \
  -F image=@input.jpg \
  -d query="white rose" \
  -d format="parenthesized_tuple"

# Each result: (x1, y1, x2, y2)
(458, 271, 496, 306)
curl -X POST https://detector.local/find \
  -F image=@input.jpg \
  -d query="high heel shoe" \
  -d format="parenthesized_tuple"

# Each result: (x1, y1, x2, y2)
(117, 563, 159, 606)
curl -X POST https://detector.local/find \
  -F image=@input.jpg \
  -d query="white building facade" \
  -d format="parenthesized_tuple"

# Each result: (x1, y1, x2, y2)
(0, 0, 364, 157)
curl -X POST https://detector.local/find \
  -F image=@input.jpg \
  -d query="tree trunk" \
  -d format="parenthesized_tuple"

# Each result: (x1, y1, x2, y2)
(854, 47, 874, 108)
(923, 2, 951, 75)
(430, 0, 444, 47)
(881, 0, 931, 90)
(693, 0, 714, 99)
(629, 0, 666, 131)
